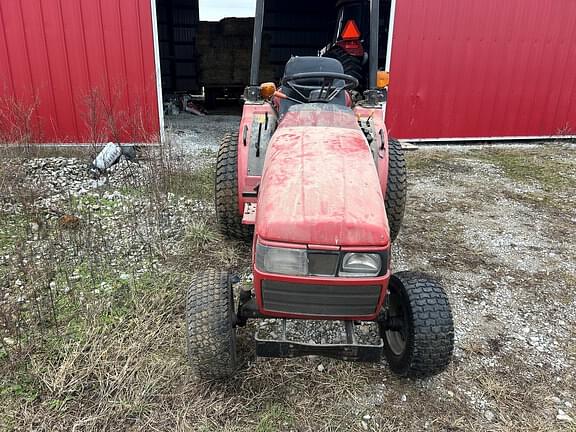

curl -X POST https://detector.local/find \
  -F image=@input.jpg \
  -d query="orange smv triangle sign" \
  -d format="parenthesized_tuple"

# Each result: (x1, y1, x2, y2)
(341, 20, 361, 40)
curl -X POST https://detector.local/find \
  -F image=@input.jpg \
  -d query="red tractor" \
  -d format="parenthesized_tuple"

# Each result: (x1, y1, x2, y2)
(186, 0, 454, 380)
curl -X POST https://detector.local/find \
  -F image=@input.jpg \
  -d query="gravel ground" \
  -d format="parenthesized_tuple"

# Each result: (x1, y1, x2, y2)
(166, 113, 241, 156)
(1, 115, 575, 431)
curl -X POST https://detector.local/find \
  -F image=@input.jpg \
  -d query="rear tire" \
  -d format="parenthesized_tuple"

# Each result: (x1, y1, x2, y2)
(215, 132, 254, 242)
(186, 270, 237, 380)
(380, 271, 454, 378)
(385, 138, 407, 242)
(323, 46, 365, 89)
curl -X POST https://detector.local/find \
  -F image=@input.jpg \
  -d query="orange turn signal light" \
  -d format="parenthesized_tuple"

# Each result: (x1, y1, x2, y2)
(260, 82, 277, 99)
(377, 71, 390, 89)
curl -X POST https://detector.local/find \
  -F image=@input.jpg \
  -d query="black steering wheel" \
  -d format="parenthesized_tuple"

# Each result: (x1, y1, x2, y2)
(281, 72, 359, 103)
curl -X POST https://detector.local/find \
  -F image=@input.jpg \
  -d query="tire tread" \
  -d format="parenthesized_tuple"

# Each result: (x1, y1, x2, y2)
(186, 269, 236, 380)
(384, 271, 454, 378)
(215, 132, 254, 242)
(385, 138, 407, 242)
(323, 46, 365, 86)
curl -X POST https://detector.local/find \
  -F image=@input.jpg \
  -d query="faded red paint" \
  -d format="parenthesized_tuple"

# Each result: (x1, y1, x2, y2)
(387, 0, 576, 140)
(255, 109, 390, 248)
(236, 99, 392, 320)
(237, 102, 278, 212)
(0, 0, 160, 143)
(355, 106, 389, 200)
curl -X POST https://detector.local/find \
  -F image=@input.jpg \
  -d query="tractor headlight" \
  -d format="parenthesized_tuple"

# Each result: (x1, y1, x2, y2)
(256, 243, 308, 276)
(339, 253, 382, 277)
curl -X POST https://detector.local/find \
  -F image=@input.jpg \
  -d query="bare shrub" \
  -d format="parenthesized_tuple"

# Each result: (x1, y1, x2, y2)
(0, 93, 41, 160)
(83, 85, 159, 147)
(556, 123, 576, 143)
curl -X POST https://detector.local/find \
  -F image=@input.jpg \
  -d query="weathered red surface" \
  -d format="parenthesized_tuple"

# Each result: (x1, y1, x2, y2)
(387, 0, 576, 140)
(355, 106, 389, 199)
(0, 0, 160, 143)
(237, 102, 278, 212)
(255, 109, 390, 247)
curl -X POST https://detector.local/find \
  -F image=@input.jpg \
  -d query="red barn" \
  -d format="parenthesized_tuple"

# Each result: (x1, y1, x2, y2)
(1, 0, 576, 143)
(385, 0, 576, 141)
(0, 0, 163, 144)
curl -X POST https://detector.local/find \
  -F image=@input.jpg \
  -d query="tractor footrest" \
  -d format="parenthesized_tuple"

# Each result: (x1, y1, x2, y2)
(255, 335, 383, 362)
(242, 203, 257, 224)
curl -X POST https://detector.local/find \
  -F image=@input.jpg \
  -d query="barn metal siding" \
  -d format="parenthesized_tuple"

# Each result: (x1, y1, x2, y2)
(0, 0, 160, 143)
(386, 0, 576, 140)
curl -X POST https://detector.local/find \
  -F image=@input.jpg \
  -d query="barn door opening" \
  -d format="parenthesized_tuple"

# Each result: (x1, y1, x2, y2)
(153, 0, 201, 123)
(150, 0, 394, 119)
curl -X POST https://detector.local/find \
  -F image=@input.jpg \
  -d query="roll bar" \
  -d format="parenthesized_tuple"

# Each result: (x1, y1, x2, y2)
(250, 0, 266, 86)
(368, 0, 380, 89)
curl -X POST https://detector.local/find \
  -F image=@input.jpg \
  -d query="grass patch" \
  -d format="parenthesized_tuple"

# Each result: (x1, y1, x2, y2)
(185, 220, 221, 249)
(468, 147, 576, 192)
(1, 267, 184, 427)
(255, 404, 293, 432)
(176, 220, 247, 271)
(0, 379, 39, 402)
(0, 213, 28, 250)
(406, 151, 456, 172)
(68, 194, 121, 217)
(165, 164, 215, 201)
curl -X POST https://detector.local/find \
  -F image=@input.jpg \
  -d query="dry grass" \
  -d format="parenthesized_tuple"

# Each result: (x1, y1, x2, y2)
(0, 136, 240, 430)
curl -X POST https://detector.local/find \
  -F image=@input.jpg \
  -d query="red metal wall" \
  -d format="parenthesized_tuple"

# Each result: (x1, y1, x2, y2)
(387, 0, 576, 140)
(0, 0, 160, 143)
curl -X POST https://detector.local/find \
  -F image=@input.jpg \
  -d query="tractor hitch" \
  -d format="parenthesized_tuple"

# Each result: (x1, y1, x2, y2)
(255, 336, 383, 362)
(255, 319, 384, 363)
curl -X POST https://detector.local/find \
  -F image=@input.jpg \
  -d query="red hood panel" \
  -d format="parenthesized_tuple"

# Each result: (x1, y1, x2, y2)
(256, 124, 389, 247)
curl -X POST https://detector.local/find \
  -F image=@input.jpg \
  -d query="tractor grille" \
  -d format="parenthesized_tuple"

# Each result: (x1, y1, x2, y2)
(261, 281, 381, 316)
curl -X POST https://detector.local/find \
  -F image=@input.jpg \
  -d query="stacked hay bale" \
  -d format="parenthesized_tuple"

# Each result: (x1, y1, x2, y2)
(197, 18, 275, 107)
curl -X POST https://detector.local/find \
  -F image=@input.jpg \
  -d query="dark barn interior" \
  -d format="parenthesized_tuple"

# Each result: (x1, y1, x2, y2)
(155, 0, 391, 108)
(156, 0, 201, 94)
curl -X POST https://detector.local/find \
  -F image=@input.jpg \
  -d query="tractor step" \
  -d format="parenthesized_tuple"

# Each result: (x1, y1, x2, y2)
(254, 319, 383, 362)
(242, 203, 257, 224)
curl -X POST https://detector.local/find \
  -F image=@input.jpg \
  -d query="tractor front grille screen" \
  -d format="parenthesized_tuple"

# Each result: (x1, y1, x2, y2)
(308, 252, 340, 276)
(261, 281, 381, 316)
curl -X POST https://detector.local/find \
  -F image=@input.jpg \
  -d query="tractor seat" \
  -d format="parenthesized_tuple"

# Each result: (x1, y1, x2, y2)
(279, 56, 348, 116)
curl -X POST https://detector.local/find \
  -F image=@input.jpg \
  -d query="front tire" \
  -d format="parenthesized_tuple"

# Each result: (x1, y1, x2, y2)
(380, 271, 454, 378)
(186, 270, 237, 380)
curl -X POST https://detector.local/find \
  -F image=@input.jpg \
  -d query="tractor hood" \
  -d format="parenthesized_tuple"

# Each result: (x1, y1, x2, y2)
(255, 105, 389, 247)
